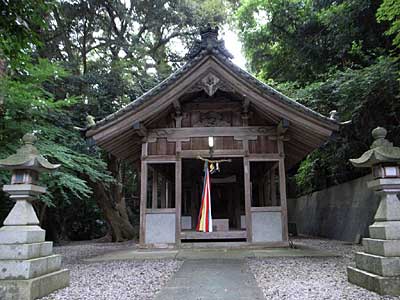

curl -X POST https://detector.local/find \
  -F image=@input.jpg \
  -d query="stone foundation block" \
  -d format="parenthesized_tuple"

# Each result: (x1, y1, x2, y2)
(0, 226, 45, 244)
(363, 238, 400, 257)
(0, 255, 62, 280)
(369, 222, 400, 240)
(0, 268, 69, 300)
(355, 252, 400, 277)
(0, 242, 52, 260)
(348, 266, 400, 296)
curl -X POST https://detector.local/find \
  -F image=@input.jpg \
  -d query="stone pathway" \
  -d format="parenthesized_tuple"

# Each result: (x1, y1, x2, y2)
(153, 259, 265, 300)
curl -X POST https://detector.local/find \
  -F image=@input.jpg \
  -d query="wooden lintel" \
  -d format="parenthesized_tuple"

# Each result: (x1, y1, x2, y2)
(143, 155, 177, 162)
(146, 208, 175, 214)
(180, 149, 245, 158)
(250, 206, 281, 212)
(148, 126, 276, 142)
(247, 153, 281, 161)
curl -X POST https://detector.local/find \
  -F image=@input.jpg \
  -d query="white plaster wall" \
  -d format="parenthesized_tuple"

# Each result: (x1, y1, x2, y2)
(145, 213, 176, 244)
(251, 211, 283, 242)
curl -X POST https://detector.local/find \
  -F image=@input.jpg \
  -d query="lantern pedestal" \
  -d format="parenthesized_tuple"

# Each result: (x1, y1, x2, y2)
(347, 178, 400, 295)
(0, 185, 69, 300)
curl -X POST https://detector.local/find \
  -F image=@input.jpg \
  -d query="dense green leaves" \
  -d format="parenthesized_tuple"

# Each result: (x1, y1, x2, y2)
(0, 59, 112, 238)
(236, 0, 393, 84)
(377, 0, 400, 50)
(1, 0, 232, 241)
(236, 0, 400, 194)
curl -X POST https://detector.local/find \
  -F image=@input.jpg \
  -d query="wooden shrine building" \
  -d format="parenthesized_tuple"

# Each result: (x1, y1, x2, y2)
(86, 26, 339, 247)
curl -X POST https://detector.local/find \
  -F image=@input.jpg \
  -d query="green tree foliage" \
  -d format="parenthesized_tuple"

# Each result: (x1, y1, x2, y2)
(236, 0, 393, 84)
(0, 59, 113, 240)
(236, 0, 400, 194)
(0, 0, 53, 69)
(377, 0, 400, 50)
(1, 0, 232, 242)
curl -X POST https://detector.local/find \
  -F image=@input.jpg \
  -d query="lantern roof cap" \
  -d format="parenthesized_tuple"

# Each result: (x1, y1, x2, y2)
(0, 133, 60, 172)
(350, 127, 400, 168)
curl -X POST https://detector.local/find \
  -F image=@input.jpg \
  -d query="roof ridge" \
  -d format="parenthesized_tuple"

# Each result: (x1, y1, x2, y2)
(88, 45, 337, 132)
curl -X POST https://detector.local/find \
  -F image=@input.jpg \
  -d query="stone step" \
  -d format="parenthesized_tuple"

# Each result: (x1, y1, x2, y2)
(363, 238, 400, 257)
(347, 266, 400, 296)
(355, 252, 400, 277)
(0, 255, 62, 280)
(0, 268, 69, 300)
(0, 242, 53, 260)
(0, 226, 45, 244)
(369, 221, 400, 240)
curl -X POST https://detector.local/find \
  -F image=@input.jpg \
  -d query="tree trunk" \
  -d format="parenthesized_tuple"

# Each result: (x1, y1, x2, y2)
(88, 154, 135, 242)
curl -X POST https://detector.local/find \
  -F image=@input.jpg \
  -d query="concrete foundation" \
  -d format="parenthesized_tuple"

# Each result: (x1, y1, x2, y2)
(0, 269, 70, 300)
(348, 266, 400, 296)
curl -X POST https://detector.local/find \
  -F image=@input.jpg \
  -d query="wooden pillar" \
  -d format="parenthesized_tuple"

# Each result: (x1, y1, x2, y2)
(271, 165, 277, 206)
(175, 158, 182, 246)
(258, 178, 264, 207)
(191, 182, 197, 229)
(234, 185, 241, 229)
(166, 180, 171, 208)
(160, 176, 166, 208)
(278, 139, 289, 242)
(243, 157, 252, 243)
(139, 159, 148, 245)
(152, 169, 158, 209)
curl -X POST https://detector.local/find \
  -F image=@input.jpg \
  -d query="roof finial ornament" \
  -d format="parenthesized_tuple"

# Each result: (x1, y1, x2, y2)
(187, 24, 233, 59)
(329, 110, 340, 121)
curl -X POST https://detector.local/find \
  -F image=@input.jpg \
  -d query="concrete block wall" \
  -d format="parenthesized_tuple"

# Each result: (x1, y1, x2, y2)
(288, 175, 381, 242)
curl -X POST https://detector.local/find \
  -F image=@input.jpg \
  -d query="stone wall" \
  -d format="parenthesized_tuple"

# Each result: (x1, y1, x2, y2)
(288, 175, 380, 242)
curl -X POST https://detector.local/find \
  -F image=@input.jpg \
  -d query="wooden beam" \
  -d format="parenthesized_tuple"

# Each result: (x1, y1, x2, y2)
(147, 126, 276, 142)
(243, 157, 252, 243)
(248, 154, 281, 161)
(133, 121, 147, 137)
(277, 119, 289, 136)
(180, 149, 245, 158)
(145, 208, 175, 214)
(88, 56, 213, 140)
(250, 206, 281, 212)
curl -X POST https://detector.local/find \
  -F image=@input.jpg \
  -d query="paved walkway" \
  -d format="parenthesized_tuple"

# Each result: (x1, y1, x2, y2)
(153, 259, 265, 300)
(83, 245, 339, 300)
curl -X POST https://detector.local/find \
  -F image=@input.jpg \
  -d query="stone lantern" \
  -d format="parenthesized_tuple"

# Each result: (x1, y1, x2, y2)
(0, 133, 69, 300)
(347, 127, 400, 295)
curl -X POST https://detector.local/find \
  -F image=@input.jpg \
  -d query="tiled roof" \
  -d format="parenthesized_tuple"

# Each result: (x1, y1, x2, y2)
(88, 26, 337, 132)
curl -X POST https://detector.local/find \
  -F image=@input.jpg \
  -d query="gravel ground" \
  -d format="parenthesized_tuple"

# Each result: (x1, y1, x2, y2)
(248, 237, 400, 300)
(40, 241, 182, 300)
